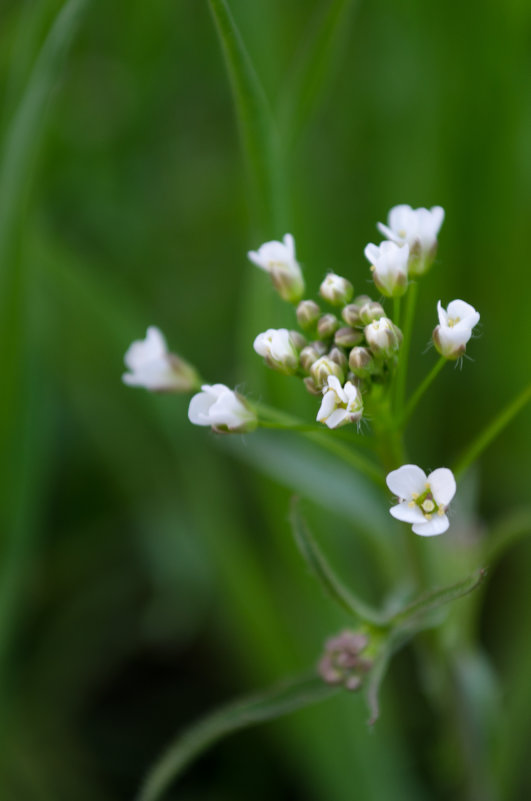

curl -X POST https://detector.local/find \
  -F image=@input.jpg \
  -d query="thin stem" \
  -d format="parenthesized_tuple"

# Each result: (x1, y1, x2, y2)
(393, 295, 401, 327)
(394, 281, 419, 416)
(400, 356, 446, 426)
(454, 382, 531, 479)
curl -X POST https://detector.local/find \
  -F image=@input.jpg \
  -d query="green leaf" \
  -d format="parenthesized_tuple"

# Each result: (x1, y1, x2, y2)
(135, 674, 337, 801)
(208, 0, 285, 232)
(281, 0, 357, 143)
(290, 498, 386, 626)
(388, 568, 487, 627)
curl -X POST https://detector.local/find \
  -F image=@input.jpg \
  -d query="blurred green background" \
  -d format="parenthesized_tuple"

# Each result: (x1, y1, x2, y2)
(1, 0, 531, 799)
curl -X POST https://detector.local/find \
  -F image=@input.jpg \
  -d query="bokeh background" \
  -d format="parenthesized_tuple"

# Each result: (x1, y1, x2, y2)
(1, 0, 531, 799)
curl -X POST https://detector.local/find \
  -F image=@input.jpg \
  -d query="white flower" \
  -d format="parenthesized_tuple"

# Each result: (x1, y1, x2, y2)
(188, 384, 257, 433)
(364, 241, 409, 297)
(247, 233, 304, 303)
(317, 376, 363, 429)
(319, 273, 353, 306)
(377, 205, 444, 275)
(364, 317, 402, 358)
(386, 464, 456, 536)
(253, 328, 299, 374)
(122, 326, 199, 392)
(433, 299, 480, 360)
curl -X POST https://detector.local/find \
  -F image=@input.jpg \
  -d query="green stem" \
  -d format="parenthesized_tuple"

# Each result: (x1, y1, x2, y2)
(400, 356, 446, 427)
(393, 295, 401, 327)
(394, 281, 418, 416)
(454, 382, 531, 479)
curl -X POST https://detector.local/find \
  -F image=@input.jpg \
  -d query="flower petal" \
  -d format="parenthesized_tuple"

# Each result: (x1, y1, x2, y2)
(386, 464, 427, 500)
(412, 514, 449, 537)
(390, 502, 426, 523)
(427, 468, 456, 506)
(325, 408, 348, 429)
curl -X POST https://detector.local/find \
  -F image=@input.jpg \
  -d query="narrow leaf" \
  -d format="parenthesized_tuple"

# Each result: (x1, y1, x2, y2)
(388, 568, 487, 627)
(290, 498, 386, 626)
(208, 0, 285, 232)
(281, 0, 356, 142)
(135, 674, 336, 801)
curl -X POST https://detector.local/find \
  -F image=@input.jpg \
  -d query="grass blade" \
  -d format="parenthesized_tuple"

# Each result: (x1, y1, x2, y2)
(290, 498, 386, 625)
(209, 0, 285, 232)
(135, 674, 336, 801)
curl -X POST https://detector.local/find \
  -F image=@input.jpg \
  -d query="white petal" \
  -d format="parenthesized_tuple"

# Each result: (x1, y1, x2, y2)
(437, 300, 447, 327)
(376, 222, 401, 244)
(446, 299, 480, 328)
(283, 233, 295, 258)
(389, 205, 413, 233)
(325, 408, 348, 429)
(427, 468, 456, 506)
(316, 390, 338, 422)
(386, 464, 427, 500)
(247, 250, 265, 269)
(430, 206, 445, 233)
(364, 243, 380, 263)
(188, 390, 215, 425)
(390, 502, 426, 523)
(412, 514, 449, 537)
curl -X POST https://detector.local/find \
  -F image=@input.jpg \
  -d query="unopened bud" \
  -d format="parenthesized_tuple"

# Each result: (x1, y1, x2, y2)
(247, 234, 304, 303)
(334, 326, 363, 348)
(328, 347, 347, 371)
(303, 376, 321, 395)
(253, 328, 300, 375)
(317, 313, 339, 339)
(348, 346, 375, 379)
(318, 630, 372, 691)
(289, 330, 307, 351)
(357, 300, 385, 327)
(296, 299, 321, 331)
(300, 345, 321, 372)
(310, 355, 345, 390)
(319, 273, 354, 306)
(342, 295, 381, 328)
(365, 317, 402, 358)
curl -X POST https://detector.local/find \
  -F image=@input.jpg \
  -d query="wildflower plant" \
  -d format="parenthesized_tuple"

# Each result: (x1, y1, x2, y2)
(118, 3, 531, 800)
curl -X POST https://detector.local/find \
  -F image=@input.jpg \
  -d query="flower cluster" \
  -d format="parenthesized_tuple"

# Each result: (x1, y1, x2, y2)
(318, 630, 373, 691)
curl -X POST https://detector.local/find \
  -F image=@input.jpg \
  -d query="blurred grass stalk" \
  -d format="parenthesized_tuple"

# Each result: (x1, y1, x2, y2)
(0, 0, 89, 726)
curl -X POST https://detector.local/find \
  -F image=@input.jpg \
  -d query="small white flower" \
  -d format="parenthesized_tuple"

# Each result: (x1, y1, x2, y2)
(377, 205, 444, 275)
(317, 376, 363, 429)
(386, 464, 456, 536)
(433, 299, 480, 360)
(188, 384, 257, 433)
(247, 233, 304, 303)
(253, 328, 299, 374)
(122, 326, 199, 392)
(364, 317, 402, 358)
(319, 273, 354, 306)
(364, 241, 409, 297)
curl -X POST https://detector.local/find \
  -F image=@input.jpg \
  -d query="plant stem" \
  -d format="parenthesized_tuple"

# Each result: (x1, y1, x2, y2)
(454, 382, 531, 479)
(400, 356, 446, 426)
(394, 281, 418, 417)
(393, 295, 401, 327)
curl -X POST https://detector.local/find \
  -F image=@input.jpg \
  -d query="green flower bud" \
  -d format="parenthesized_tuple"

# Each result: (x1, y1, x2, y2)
(364, 317, 402, 359)
(334, 326, 364, 348)
(317, 313, 339, 339)
(328, 347, 348, 371)
(348, 346, 375, 379)
(310, 355, 345, 390)
(296, 299, 321, 331)
(319, 273, 354, 306)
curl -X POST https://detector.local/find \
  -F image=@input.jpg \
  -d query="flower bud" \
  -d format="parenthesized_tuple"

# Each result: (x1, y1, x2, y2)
(334, 326, 363, 348)
(289, 330, 307, 351)
(247, 233, 304, 303)
(310, 355, 345, 390)
(318, 630, 372, 690)
(342, 297, 384, 328)
(348, 346, 375, 379)
(303, 376, 321, 395)
(122, 326, 200, 393)
(433, 299, 480, 360)
(364, 241, 409, 298)
(188, 384, 257, 433)
(365, 317, 402, 358)
(296, 299, 321, 331)
(317, 313, 339, 339)
(328, 347, 347, 371)
(319, 273, 354, 306)
(300, 345, 322, 372)
(253, 328, 299, 375)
